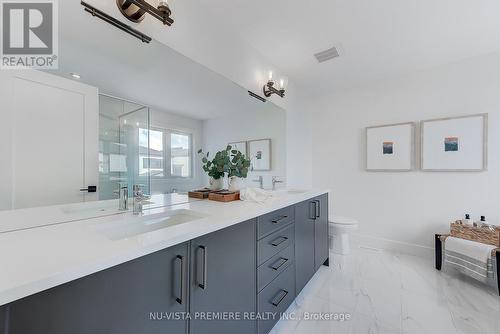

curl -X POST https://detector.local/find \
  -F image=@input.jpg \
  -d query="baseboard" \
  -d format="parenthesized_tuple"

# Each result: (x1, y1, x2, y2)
(351, 233, 434, 258)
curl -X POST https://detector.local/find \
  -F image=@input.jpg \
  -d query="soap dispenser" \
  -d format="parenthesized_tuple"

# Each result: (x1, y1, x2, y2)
(464, 214, 473, 226)
(480, 216, 494, 230)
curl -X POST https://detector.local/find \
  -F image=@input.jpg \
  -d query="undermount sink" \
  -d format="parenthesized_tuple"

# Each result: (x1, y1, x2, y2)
(62, 200, 154, 215)
(272, 189, 307, 195)
(99, 209, 207, 241)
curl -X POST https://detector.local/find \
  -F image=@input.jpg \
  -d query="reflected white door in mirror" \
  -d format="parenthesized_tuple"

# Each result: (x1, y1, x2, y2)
(0, 70, 99, 210)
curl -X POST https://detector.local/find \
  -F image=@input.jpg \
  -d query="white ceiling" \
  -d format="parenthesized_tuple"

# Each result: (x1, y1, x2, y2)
(197, 0, 500, 95)
(50, 1, 282, 120)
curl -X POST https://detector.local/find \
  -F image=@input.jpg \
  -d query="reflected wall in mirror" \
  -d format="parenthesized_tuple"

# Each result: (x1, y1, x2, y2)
(0, 0, 286, 220)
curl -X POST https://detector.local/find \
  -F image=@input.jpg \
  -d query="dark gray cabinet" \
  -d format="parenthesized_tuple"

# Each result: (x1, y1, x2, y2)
(2, 193, 329, 334)
(294, 194, 329, 295)
(7, 243, 189, 334)
(294, 200, 316, 295)
(190, 219, 256, 334)
(314, 194, 329, 270)
(0, 305, 6, 334)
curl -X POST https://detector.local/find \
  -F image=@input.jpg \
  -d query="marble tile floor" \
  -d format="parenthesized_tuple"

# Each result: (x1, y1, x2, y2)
(270, 247, 500, 334)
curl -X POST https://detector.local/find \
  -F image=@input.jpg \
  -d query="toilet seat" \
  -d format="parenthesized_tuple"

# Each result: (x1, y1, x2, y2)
(330, 216, 358, 226)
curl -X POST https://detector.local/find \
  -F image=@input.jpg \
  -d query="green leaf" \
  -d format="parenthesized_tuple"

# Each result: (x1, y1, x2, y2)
(202, 157, 208, 163)
(197, 149, 202, 154)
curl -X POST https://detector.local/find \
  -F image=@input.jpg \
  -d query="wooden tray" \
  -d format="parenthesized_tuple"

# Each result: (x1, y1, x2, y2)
(208, 191, 240, 202)
(188, 189, 213, 199)
(450, 222, 500, 247)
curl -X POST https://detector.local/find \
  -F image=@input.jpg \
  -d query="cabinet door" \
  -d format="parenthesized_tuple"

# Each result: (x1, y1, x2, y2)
(314, 194, 329, 270)
(8, 243, 189, 334)
(0, 305, 6, 333)
(294, 200, 316, 295)
(190, 220, 256, 334)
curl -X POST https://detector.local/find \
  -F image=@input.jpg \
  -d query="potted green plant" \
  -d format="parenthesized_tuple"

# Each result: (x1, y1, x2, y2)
(228, 149, 251, 192)
(198, 149, 226, 190)
(198, 145, 251, 191)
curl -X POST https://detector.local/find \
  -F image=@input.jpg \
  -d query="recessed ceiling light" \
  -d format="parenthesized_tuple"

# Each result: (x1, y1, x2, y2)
(70, 73, 81, 79)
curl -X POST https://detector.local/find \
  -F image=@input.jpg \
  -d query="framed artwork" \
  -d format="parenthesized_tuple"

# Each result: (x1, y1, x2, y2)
(248, 139, 272, 171)
(228, 141, 247, 157)
(366, 122, 415, 171)
(421, 114, 488, 171)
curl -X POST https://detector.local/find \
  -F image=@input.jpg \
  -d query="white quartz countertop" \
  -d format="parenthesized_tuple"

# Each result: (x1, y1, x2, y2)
(0, 189, 329, 306)
(0, 193, 200, 234)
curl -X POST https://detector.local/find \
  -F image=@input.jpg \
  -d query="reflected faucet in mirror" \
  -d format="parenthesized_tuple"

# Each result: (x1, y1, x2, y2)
(118, 185, 129, 211)
(133, 184, 151, 215)
(253, 176, 264, 189)
(272, 176, 285, 191)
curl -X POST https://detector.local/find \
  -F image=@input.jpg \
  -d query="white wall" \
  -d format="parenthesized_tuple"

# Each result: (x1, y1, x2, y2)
(311, 51, 500, 252)
(85, 0, 311, 188)
(150, 108, 204, 194)
(202, 107, 287, 189)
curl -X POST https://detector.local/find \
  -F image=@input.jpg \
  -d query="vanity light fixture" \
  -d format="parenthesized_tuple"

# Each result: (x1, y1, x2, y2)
(116, 0, 174, 26)
(81, 1, 153, 43)
(263, 71, 287, 98)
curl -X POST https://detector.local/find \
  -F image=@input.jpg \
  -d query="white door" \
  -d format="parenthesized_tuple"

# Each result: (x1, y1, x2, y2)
(0, 70, 98, 210)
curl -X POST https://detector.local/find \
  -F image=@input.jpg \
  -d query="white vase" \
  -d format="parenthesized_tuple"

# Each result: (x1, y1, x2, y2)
(209, 177, 224, 191)
(228, 176, 244, 192)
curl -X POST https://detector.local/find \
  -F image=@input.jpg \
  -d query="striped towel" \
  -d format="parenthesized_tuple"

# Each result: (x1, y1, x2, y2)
(444, 237, 496, 281)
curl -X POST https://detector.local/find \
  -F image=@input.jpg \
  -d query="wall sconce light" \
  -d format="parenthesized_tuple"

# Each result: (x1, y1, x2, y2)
(116, 0, 174, 26)
(263, 72, 288, 98)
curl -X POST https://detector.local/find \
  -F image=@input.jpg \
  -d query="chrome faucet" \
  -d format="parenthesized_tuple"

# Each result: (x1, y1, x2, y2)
(272, 176, 285, 191)
(133, 184, 150, 215)
(118, 185, 128, 211)
(253, 175, 264, 189)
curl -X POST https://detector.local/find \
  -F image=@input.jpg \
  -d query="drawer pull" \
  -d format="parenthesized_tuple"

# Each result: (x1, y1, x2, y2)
(271, 236, 288, 247)
(271, 215, 288, 224)
(271, 289, 289, 307)
(271, 257, 289, 271)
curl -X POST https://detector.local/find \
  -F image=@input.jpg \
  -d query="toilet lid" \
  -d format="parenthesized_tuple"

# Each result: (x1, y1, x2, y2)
(329, 216, 358, 225)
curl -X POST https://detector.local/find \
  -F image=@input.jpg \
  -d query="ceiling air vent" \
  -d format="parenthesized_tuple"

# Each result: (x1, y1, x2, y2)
(314, 46, 340, 63)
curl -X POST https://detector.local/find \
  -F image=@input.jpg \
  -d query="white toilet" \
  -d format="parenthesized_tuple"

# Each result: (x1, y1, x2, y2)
(329, 216, 359, 255)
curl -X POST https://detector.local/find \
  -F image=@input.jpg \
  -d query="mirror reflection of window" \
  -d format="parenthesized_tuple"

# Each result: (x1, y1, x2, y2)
(139, 129, 165, 177)
(138, 129, 192, 179)
(171, 133, 191, 178)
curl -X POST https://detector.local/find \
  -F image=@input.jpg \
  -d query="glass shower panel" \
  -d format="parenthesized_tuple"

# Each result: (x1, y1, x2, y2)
(98, 95, 150, 200)
(119, 105, 150, 197)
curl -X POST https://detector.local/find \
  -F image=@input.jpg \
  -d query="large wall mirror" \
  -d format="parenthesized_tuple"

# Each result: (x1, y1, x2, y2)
(0, 0, 286, 229)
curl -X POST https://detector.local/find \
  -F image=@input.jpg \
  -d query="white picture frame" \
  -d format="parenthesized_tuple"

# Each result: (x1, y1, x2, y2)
(248, 139, 272, 171)
(366, 122, 415, 171)
(421, 114, 488, 171)
(228, 141, 247, 157)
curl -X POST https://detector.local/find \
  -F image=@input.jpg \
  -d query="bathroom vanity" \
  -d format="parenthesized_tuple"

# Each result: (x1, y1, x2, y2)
(0, 190, 329, 334)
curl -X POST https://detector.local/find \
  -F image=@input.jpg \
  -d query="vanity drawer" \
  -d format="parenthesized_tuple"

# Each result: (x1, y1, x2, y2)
(257, 206, 295, 239)
(257, 264, 295, 334)
(258, 224, 294, 266)
(258, 244, 294, 292)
